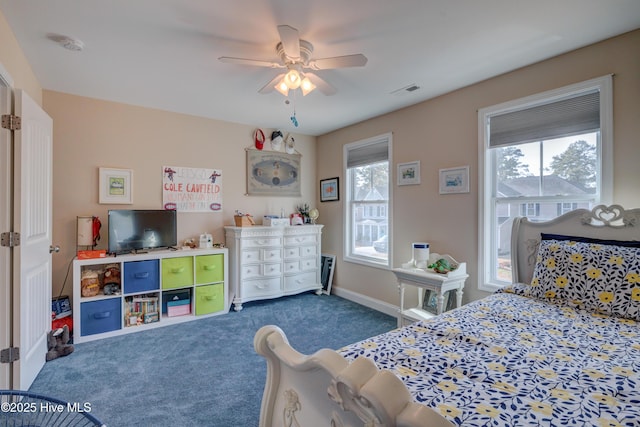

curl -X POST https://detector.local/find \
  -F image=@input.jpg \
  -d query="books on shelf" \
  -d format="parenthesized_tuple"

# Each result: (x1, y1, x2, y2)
(124, 294, 159, 326)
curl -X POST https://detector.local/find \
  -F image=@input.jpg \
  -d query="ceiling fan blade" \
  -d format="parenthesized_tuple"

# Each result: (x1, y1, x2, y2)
(304, 72, 337, 96)
(308, 54, 368, 70)
(277, 25, 301, 59)
(218, 56, 283, 68)
(258, 73, 285, 94)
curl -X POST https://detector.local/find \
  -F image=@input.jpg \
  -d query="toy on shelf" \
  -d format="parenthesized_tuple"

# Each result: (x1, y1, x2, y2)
(80, 270, 100, 297)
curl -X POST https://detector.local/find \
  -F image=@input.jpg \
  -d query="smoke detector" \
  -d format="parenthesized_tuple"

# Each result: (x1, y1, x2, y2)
(59, 36, 84, 52)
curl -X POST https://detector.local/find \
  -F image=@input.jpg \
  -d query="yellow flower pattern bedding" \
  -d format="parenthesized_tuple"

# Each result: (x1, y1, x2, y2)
(339, 292, 640, 426)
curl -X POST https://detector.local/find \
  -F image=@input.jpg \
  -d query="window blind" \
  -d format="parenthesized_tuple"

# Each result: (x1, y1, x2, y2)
(489, 91, 600, 148)
(346, 139, 388, 168)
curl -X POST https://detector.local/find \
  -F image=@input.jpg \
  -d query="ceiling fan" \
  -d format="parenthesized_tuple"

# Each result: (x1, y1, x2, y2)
(218, 25, 367, 97)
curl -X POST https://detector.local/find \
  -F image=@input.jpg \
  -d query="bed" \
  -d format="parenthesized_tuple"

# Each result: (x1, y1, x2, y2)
(254, 205, 640, 426)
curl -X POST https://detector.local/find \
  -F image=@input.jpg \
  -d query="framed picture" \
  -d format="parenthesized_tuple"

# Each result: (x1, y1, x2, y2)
(320, 177, 339, 202)
(99, 167, 133, 204)
(320, 253, 336, 295)
(439, 166, 469, 194)
(246, 149, 301, 197)
(422, 289, 456, 315)
(397, 161, 420, 186)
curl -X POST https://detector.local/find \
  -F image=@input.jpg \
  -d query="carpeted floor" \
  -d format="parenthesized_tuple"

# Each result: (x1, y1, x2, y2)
(29, 293, 396, 426)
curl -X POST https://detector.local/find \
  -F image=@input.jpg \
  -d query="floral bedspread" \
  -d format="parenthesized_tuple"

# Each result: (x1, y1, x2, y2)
(339, 292, 640, 426)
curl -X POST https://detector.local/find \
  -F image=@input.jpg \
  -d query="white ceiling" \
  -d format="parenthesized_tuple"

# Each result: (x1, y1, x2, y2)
(1, 1, 639, 136)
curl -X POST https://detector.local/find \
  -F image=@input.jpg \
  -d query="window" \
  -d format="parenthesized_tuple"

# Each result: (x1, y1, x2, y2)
(478, 76, 612, 291)
(344, 133, 392, 268)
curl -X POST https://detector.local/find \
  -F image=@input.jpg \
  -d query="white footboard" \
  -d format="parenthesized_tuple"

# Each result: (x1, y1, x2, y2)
(254, 325, 452, 427)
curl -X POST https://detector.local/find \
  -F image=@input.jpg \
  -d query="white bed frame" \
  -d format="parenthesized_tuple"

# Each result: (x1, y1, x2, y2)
(254, 205, 640, 427)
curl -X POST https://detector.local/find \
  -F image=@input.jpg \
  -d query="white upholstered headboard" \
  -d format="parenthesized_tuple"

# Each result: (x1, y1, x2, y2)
(510, 205, 640, 284)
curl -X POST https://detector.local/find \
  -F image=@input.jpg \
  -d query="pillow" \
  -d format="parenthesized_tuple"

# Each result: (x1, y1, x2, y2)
(527, 238, 640, 320)
(541, 233, 640, 248)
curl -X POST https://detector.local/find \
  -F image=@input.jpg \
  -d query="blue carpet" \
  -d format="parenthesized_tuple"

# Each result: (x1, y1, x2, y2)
(29, 293, 396, 426)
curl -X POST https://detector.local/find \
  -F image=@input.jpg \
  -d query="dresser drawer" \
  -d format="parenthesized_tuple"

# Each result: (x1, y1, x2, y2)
(241, 249, 260, 264)
(284, 234, 317, 246)
(241, 248, 282, 263)
(284, 259, 317, 274)
(284, 260, 301, 273)
(80, 298, 121, 336)
(299, 245, 317, 258)
(242, 277, 282, 299)
(243, 237, 281, 248)
(262, 262, 282, 277)
(284, 271, 319, 293)
(284, 247, 299, 259)
(241, 264, 261, 280)
(161, 256, 194, 289)
(195, 254, 224, 284)
(123, 259, 159, 294)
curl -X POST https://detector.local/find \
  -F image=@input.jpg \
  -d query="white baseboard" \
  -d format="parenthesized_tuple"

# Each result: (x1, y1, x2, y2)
(331, 287, 398, 318)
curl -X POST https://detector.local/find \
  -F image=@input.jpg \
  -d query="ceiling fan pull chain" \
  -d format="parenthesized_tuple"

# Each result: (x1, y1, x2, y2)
(290, 92, 299, 127)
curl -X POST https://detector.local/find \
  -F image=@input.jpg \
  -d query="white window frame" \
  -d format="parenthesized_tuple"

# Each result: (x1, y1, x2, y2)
(478, 76, 613, 292)
(343, 133, 393, 269)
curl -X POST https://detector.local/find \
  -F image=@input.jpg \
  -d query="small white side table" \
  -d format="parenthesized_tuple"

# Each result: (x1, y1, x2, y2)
(392, 265, 468, 327)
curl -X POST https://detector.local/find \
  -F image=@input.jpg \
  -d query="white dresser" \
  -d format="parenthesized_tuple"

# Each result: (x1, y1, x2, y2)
(224, 225, 323, 310)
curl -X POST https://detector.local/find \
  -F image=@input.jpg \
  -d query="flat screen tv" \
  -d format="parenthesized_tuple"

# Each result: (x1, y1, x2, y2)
(108, 209, 177, 254)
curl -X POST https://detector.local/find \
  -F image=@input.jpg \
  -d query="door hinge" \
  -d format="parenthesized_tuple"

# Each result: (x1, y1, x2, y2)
(1, 114, 21, 131)
(0, 231, 20, 247)
(0, 347, 19, 363)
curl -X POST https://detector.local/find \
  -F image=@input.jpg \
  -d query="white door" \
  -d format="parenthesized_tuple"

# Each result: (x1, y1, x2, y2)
(12, 89, 54, 390)
(0, 66, 12, 389)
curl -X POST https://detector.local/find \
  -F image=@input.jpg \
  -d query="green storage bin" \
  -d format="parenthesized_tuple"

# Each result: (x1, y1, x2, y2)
(195, 254, 224, 284)
(161, 256, 194, 289)
(195, 284, 224, 315)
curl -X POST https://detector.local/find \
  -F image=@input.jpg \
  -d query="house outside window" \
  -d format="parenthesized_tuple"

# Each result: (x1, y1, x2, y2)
(344, 133, 392, 268)
(478, 76, 612, 291)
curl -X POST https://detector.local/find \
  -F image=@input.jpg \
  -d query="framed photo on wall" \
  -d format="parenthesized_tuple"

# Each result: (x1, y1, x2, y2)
(320, 177, 339, 202)
(99, 167, 133, 204)
(246, 149, 301, 197)
(397, 161, 420, 186)
(439, 166, 469, 194)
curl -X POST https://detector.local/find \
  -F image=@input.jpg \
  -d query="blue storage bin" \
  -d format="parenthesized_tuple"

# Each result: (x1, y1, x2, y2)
(123, 259, 160, 294)
(80, 298, 121, 336)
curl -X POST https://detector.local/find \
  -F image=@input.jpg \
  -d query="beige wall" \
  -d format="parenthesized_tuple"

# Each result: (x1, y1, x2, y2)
(44, 91, 317, 298)
(317, 29, 640, 306)
(0, 9, 41, 104)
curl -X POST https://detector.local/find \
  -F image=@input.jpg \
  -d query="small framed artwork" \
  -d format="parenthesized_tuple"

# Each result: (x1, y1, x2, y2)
(397, 161, 420, 186)
(99, 167, 133, 204)
(320, 177, 339, 202)
(439, 166, 469, 194)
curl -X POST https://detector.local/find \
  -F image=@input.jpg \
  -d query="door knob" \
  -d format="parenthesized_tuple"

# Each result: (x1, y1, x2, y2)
(49, 245, 60, 253)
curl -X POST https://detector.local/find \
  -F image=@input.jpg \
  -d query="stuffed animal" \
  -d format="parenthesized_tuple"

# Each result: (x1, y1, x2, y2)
(46, 325, 74, 362)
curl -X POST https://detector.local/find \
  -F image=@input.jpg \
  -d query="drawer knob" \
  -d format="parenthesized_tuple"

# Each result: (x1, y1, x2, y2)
(203, 265, 216, 271)
(134, 272, 149, 279)
(171, 267, 185, 274)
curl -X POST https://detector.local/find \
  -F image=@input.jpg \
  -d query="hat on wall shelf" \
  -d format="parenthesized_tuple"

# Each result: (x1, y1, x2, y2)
(254, 128, 265, 150)
(285, 134, 296, 154)
(271, 130, 284, 151)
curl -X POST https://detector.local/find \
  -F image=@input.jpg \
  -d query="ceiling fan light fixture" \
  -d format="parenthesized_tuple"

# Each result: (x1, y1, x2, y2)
(275, 80, 290, 96)
(284, 69, 301, 89)
(300, 77, 316, 96)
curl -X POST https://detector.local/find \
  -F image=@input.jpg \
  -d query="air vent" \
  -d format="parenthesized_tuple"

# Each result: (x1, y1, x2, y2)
(390, 84, 421, 96)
